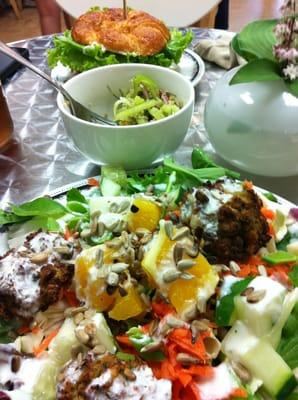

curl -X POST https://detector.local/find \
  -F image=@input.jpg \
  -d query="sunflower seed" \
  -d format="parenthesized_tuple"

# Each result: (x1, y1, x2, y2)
(177, 259, 196, 271)
(123, 367, 136, 381)
(184, 244, 199, 258)
(162, 269, 181, 283)
(106, 272, 119, 286)
(135, 228, 150, 237)
(180, 272, 194, 280)
(73, 312, 84, 325)
(109, 202, 119, 213)
(93, 344, 106, 355)
(231, 361, 251, 382)
(140, 293, 151, 308)
(125, 247, 135, 264)
(29, 251, 49, 264)
(140, 341, 163, 353)
(148, 319, 159, 336)
(96, 248, 104, 268)
(97, 221, 105, 237)
(137, 246, 144, 261)
(240, 287, 254, 297)
(111, 263, 128, 273)
(172, 227, 190, 241)
(229, 261, 240, 273)
(203, 335, 221, 358)
(246, 289, 266, 303)
(75, 328, 90, 344)
(90, 217, 98, 235)
(84, 323, 97, 337)
(54, 246, 72, 256)
(140, 234, 152, 245)
(166, 315, 186, 329)
(80, 229, 92, 239)
(118, 200, 131, 213)
(173, 243, 184, 264)
(164, 221, 174, 240)
(84, 309, 96, 319)
(106, 239, 123, 249)
(176, 353, 199, 365)
(258, 265, 267, 277)
(64, 306, 88, 318)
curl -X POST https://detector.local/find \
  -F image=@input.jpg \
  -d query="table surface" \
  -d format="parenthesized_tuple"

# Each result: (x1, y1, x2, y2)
(1, 28, 298, 207)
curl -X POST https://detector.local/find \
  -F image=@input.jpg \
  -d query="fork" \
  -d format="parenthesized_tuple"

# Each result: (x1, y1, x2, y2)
(0, 41, 117, 126)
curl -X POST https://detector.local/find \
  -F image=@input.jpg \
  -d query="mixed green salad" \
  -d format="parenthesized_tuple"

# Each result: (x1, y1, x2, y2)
(0, 148, 298, 400)
(113, 74, 183, 125)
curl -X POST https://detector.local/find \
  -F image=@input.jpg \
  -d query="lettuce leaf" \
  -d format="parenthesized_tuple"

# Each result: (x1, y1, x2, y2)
(47, 29, 193, 72)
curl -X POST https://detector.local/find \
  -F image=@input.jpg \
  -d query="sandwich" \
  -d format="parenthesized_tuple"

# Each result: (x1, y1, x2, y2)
(48, 7, 194, 72)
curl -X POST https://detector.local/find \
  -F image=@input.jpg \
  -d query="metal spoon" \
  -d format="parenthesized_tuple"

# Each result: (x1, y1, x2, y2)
(0, 41, 117, 126)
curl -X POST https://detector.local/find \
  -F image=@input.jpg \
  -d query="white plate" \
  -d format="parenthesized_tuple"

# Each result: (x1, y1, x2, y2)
(175, 49, 205, 87)
(51, 49, 205, 88)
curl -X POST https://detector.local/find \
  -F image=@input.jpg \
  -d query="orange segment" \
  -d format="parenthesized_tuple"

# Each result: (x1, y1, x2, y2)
(142, 222, 219, 316)
(108, 286, 146, 321)
(75, 245, 117, 311)
(127, 198, 161, 232)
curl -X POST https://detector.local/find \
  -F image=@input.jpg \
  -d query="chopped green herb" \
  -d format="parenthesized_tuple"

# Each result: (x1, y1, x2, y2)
(116, 351, 135, 361)
(289, 265, 298, 287)
(215, 277, 254, 327)
(264, 192, 278, 202)
(127, 327, 165, 361)
(262, 251, 297, 265)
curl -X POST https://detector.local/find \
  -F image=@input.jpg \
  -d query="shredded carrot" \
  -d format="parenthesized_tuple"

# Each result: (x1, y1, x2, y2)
(168, 328, 210, 361)
(87, 177, 100, 187)
(116, 335, 133, 347)
(64, 227, 73, 240)
(31, 326, 41, 335)
(261, 207, 275, 220)
(63, 289, 80, 307)
(151, 301, 175, 318)
(243, 180, 253, 190)
(18, 325, 41, 335)
(229, 388, 248, 398)
(33, 328, 59, 357)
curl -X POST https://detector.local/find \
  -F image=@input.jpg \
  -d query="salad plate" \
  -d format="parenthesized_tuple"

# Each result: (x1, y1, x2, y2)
(0, 149, 297, 400)
(52, 49, 205, 88)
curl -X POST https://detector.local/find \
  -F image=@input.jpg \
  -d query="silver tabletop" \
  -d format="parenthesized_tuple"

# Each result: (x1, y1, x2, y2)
(1, 29, 297, 207)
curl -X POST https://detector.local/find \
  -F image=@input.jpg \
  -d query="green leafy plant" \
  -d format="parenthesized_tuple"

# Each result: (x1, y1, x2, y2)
(230, 1, 298, 97)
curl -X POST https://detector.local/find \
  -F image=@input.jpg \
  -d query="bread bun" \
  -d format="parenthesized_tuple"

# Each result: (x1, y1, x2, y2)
(72, 8, 170, 56)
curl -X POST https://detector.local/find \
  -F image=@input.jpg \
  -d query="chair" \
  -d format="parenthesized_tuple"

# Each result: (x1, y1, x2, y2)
(8, 0, 22, 18)
(55, 0, 221, 28)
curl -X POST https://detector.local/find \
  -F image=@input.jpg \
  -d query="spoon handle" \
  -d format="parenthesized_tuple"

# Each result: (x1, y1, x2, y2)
(0, 41, 60, 91)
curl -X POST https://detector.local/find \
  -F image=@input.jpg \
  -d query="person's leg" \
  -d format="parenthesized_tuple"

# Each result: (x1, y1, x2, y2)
(215, 0, 230, 30)
(35, 0, 62, 35)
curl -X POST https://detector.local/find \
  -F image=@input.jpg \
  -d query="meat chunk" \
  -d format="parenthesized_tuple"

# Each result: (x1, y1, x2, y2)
(181, 179, 270, 263)
(57, 352, 171, 400)
(0, 232, 77, 319)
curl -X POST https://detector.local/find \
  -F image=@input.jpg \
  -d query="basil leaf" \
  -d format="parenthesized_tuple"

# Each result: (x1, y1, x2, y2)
(10, 198, 67, 217)
(66, 201, 89, 214)
(289, 265, 298, 287)
(230, 59, 282, 86)
(0, 211, 30, 226)
(66, 188, 87, 204)
(231, 19, 277, 62)
(215, 277, 254, 327)
(127, 327, 165, 361)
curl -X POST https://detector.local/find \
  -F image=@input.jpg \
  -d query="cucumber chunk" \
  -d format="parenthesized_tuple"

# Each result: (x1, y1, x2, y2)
(100, 177, 121, 196)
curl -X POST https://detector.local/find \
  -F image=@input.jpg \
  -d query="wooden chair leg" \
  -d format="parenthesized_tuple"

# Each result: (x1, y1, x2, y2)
(17, 0, 23, 11)
(9, 0, 22, 18)
(193, 5, 219, 28)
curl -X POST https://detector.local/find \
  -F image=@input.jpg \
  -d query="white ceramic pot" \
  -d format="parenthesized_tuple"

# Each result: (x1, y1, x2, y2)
(204, 67, 298, 177)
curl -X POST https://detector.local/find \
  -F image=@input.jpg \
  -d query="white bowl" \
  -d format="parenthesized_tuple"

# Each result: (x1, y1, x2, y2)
(57, 64, 194, 170)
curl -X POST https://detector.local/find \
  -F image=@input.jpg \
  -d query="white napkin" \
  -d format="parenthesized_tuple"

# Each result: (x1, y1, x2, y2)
(194, 31, 245, 70)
